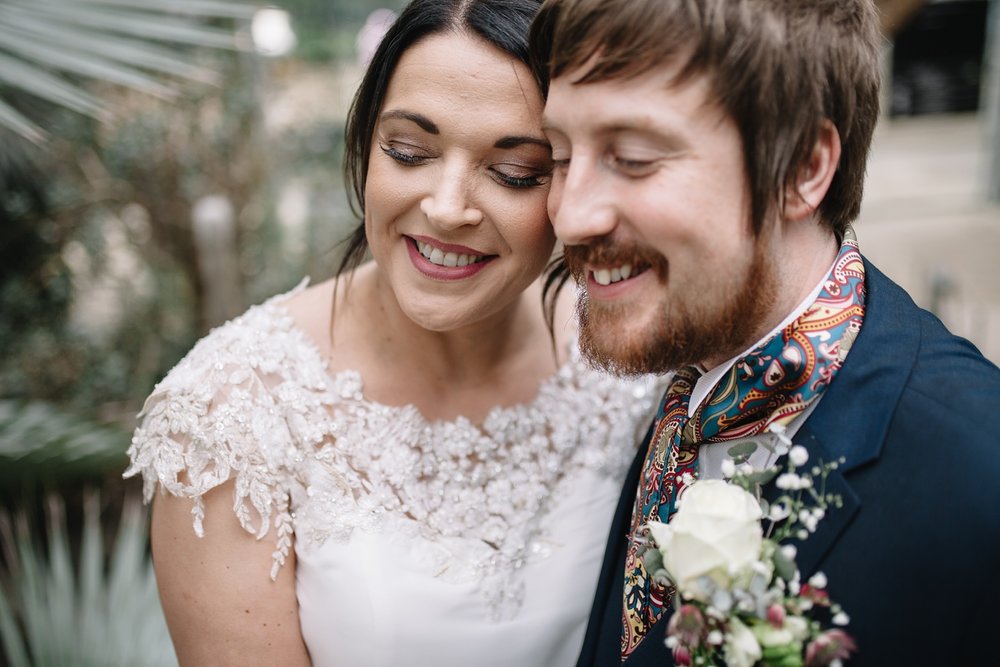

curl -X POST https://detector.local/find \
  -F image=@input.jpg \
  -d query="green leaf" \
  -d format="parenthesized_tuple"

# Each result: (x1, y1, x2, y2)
(772, 543, 797, 582)
(742, 467, 780, 487)
(727, 440, 759, 460)
(642, 546, 664, 575)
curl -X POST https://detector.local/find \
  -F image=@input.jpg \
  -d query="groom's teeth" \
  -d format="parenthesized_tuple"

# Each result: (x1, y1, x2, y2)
(593, 264, 635, 286)
(416, 239, 483, 267)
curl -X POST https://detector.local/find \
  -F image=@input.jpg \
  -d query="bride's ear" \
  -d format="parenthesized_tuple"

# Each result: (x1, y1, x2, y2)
(783, 120, 841, 222)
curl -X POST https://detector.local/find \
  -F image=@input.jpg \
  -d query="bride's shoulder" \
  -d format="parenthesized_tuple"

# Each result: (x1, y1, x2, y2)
(125, 279, 335, 570)
(152, 281, 318, 392)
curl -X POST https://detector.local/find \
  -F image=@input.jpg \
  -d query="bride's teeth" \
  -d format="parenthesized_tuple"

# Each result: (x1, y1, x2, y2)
(415, 238, 484, 267)
(595, 269, 612, 286)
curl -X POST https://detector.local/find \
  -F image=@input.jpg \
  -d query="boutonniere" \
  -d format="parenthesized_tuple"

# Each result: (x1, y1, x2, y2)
(641, 425, 855, 667)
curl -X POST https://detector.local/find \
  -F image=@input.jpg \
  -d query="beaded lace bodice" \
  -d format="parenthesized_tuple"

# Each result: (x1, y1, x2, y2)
(126, 284, 660, 620)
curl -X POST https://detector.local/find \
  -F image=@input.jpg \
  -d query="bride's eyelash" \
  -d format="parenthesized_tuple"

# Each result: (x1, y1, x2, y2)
(494, 171, 547, 188)
(379, 142, 547, 188)
(380, 143, 425, 165)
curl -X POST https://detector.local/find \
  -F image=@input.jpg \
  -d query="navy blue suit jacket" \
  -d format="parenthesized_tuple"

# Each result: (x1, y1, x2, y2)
(577, 260, 1000, 666)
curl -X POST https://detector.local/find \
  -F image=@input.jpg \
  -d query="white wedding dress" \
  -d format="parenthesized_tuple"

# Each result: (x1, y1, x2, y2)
(126, 283, 660, 667)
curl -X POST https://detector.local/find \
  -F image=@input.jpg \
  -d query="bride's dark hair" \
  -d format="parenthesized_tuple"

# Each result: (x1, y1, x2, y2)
(336, 0, 565, 331)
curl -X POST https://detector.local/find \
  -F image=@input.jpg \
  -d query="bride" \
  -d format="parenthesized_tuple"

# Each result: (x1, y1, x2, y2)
(126, 1, 659, 665)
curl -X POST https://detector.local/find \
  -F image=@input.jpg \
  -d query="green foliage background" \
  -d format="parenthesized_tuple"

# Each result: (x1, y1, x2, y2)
(0, 1, 405, 664)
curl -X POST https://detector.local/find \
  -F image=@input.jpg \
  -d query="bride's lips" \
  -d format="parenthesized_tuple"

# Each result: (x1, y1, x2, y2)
(406, 235, 495, 280)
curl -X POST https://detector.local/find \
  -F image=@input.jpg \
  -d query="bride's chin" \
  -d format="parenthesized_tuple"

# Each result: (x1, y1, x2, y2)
(401, 304, 480, 334)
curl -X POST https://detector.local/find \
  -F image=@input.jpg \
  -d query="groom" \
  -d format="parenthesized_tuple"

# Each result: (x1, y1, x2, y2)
(531, 0, 1000, 665)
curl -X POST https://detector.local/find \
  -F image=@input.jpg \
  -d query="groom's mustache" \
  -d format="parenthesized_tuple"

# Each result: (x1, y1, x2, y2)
(563, 240, 669, 284)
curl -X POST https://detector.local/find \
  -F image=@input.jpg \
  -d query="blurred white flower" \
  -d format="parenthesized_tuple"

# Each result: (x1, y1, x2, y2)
(252, 8, 296, 57)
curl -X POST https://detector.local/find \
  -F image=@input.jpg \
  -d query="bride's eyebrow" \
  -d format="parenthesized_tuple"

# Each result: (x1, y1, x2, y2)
(380, 109, 438, 134)
(494, 135, 550, 150)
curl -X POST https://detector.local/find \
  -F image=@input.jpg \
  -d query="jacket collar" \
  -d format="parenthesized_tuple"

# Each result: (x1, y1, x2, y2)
(796, 259, 919, 472)
(782, 258, 921, 576)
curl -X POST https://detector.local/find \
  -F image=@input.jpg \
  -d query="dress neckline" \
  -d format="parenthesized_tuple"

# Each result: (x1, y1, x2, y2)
(262, 278, 583, 430)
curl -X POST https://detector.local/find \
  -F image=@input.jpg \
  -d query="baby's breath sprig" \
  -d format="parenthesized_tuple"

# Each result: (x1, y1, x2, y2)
(725, 425, 846, 544)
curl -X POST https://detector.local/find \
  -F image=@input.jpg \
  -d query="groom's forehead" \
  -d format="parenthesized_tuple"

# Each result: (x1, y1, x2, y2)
(542, 64, 721, 135)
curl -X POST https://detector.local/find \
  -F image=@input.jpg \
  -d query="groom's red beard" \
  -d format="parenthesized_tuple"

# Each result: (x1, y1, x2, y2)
(564, 239, 778, 376)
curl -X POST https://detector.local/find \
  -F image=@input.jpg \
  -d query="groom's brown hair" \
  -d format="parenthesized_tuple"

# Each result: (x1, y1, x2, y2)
(530, 0, 882, 237)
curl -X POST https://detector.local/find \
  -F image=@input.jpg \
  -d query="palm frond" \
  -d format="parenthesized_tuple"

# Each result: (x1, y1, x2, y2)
(0, 490, 177, 667)
(0, 12, 220, 85)
(0, 0, 257, 144)
(13, 2, 240, 49)
(82, 0, 258, 19)
(0, 97, 44, 144)
(0, 52, 107, 118)
(0, 400, 130, 480)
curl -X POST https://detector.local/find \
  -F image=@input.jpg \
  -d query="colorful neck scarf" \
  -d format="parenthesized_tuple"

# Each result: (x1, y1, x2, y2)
(621, 229, 866, 659)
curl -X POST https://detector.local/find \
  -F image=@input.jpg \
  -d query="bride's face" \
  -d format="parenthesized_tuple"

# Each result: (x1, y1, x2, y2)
(364, 31, 554, 332)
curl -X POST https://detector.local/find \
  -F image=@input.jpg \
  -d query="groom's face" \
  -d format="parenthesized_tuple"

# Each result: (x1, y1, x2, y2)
(542, 61, 779, 373)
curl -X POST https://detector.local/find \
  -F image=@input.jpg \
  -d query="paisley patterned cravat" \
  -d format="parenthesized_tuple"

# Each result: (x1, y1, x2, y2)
(621, 228, 867, 659)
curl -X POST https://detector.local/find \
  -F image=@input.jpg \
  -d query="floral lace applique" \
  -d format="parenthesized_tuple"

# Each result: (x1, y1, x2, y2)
(125, 284, 661, 615)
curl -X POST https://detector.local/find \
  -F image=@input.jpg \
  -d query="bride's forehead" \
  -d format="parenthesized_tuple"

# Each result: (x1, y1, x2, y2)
(388, 32, 532, 95)
(380, 36, 543, 134)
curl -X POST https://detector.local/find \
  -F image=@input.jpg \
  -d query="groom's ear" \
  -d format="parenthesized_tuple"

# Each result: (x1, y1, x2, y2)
(783, 120, 841, 222)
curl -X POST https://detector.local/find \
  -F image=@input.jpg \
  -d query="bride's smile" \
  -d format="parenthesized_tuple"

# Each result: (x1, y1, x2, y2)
(363, 30, 554, 334)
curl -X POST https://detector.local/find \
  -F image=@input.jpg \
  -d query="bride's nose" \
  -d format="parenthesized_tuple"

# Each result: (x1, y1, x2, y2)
(419, 168, 484, 229)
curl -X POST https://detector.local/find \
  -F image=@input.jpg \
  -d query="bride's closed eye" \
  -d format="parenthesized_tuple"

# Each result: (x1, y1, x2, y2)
(380, 142, 431, 165)
(490, 164, 551, 189)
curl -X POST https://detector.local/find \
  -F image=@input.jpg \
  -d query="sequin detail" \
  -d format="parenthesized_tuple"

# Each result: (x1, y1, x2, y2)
(125, 284, 660, 619)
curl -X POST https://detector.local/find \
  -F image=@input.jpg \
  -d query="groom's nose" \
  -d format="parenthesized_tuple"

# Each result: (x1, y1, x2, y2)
(548, 157, 619, 246)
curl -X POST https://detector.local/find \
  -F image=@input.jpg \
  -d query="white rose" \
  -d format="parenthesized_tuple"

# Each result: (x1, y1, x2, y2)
(649, 480, 764, 600)
(784, 615, 810, 641)
(724, 617, 763, 667)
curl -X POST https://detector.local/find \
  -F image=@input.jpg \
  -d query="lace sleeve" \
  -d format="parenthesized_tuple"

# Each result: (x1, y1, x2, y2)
(123, 308, 318, 578)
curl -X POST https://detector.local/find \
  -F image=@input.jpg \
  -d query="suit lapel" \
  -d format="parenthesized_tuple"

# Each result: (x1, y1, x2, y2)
(776, 259, 921, 577)
(779, 430, 861, 577)
(577, 421, 655, 667)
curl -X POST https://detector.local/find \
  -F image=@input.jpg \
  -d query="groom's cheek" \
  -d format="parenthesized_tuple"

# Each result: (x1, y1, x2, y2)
(547, 173, 565, 237)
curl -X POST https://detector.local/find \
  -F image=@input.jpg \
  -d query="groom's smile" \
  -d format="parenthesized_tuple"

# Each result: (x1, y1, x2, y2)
(542, 57, 782, 374)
